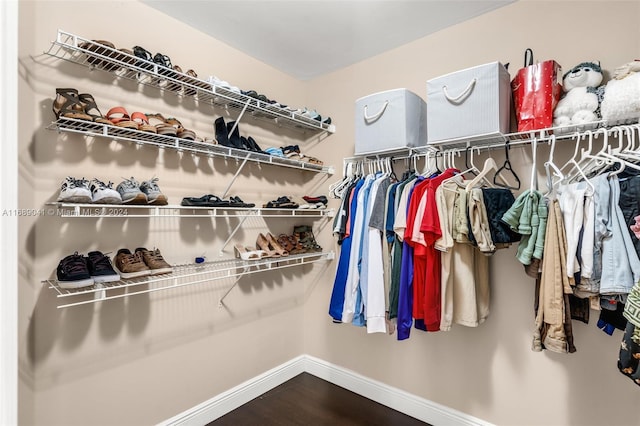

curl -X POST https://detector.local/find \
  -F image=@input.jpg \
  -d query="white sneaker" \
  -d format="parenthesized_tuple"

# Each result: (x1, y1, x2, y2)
(90, 178, 122, 204)
(57, 176, 92, 203)
(207, 75, 241, 94)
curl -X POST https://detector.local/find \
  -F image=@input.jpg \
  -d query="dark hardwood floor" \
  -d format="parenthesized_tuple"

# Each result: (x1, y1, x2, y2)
(208, 372, 429, 426)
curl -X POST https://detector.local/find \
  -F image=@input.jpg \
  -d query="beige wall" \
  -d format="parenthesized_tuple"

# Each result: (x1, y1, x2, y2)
(17, 0, 640, 425)
(18, 1, 326, 425)
(306, 1, 640, 426)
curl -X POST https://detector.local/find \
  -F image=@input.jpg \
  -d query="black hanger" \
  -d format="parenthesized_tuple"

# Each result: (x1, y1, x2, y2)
(493, 141, 521, 190)
(389, 157, 399, 181)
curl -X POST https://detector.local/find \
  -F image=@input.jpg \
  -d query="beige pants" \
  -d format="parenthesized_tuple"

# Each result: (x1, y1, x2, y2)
(533, 200, 574, 353)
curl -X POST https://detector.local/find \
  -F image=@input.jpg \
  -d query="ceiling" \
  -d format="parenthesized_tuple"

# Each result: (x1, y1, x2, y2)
(143, 0, 515, 80)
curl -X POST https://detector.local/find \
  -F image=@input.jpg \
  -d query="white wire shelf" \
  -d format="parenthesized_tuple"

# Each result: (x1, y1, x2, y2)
(419, 118, 640, 152)
(47, 202, 335, 218)
(45, 30, 336, 135)
(47, 117, 334, 175)
(45, 251, 335, 309)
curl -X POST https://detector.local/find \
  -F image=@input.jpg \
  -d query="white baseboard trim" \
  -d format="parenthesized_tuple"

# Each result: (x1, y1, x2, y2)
(302, 355, 492, 426)
(160, 355, 306, 426)
(163, 354, 492, 426)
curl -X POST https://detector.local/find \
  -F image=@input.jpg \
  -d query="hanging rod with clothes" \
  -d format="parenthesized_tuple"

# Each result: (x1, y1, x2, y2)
(416, 121, 640, 155)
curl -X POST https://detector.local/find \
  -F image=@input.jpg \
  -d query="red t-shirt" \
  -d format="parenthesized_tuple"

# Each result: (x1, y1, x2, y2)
(420, 168, 458, 331)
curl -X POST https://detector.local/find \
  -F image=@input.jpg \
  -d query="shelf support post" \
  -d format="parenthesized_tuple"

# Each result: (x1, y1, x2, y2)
(218, 274, 245, 308)
(228, 98, 252, 136)
(219, 215, 250, 256)
(220, 155, 249, 199)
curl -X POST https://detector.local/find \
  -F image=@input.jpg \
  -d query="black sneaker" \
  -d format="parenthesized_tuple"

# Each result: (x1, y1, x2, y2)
(56, 252, 94, 289)
(86, 251, 121, 283)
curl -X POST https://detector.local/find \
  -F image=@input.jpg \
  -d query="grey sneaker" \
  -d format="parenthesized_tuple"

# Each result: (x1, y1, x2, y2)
(139, 177, 168, 205)
(90, 178, 122, 204)
(116, 177, 147, 204)
(57, 176, 92, 203)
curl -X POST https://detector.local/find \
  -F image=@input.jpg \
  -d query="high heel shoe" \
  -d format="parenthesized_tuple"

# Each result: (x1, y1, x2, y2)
(266, 232, 289, 257)
(256, 233, 279, 258)
(234, 244, 268, 261)
(52, 88, 92, 121)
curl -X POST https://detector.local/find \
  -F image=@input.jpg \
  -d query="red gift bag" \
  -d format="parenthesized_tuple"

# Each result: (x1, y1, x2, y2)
(511, 49, 563, 132)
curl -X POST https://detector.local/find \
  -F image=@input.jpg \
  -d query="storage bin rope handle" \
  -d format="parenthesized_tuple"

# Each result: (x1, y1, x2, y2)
(443, 78, 478, 104)
(363, 101, 389, 123)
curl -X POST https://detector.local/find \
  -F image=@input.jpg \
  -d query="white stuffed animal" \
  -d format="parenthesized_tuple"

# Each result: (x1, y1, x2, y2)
(601, 60, 640, 123)
(553, 62, 604, 127)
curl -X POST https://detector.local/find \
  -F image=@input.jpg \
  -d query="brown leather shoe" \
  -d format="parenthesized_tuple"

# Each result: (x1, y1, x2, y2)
(135, 247, 173, 275)
(113, 248, 151, 279)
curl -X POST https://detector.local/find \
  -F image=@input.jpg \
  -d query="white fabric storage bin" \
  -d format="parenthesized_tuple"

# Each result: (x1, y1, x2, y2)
(354, 88, 427, 155)
(427, 62, 511, 144)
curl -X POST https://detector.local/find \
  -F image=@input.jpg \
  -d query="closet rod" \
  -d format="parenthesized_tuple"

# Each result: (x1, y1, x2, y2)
(432, 123, 640, 156)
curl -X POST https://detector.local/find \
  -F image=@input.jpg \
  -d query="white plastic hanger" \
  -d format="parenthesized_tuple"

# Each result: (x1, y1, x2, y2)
(530, 138, 538, 193)
(544, 135, 564, 196)
(465, 156, 499, 191)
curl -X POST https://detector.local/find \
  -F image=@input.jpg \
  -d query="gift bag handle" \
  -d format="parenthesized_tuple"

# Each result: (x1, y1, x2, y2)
(524, 48, 534, 67)
(443, 78, 477, 104)
(363, 101, 389, 123)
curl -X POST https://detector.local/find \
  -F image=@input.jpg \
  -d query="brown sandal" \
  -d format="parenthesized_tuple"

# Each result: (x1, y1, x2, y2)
(146, 113, 177, 136)
(166, 117, 196, 140)
(166, 65, 184, 93)
(78, 93, 110, 124)
(79, 40, 116, 70)
(131, 112, 157, 133)
(266, 233, 289, 257)
(52, 88, 92, 121)
(278, 234, 305, 255)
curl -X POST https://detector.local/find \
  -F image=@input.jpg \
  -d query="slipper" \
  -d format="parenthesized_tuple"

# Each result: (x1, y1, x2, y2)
(106, 106, 138, 129)
(131, 112, 157, 133)
(180, 194, 230, 207)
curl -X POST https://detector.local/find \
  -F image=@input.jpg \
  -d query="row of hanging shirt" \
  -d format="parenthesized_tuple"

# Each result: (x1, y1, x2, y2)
(526, 127, 640, 356)
(328, 151, 522, 340)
